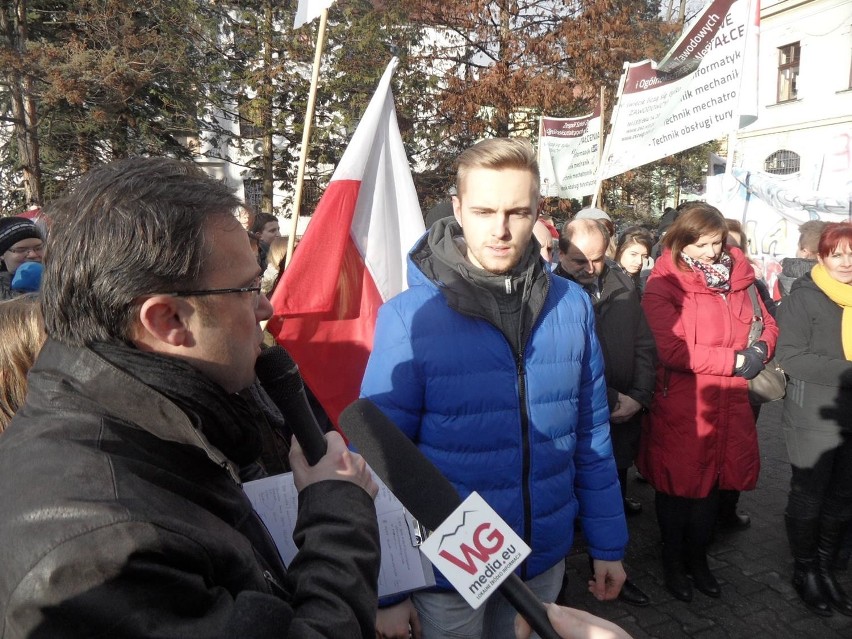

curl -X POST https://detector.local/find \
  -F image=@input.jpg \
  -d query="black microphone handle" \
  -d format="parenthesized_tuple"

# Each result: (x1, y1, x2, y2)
(500, 574, 560, 639)
(254, 345, 327, 466)
(285, 392, 328, 466)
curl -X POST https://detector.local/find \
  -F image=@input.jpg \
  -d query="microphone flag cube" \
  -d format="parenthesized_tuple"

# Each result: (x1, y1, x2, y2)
(419, 492, 531, 609)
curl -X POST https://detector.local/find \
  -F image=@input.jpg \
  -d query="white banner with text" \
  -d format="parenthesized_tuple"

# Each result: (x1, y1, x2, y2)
(538, 109, 601, 199)
(598, 0, 758, 180)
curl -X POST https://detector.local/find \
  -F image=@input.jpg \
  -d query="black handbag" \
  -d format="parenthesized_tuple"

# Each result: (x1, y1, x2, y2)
(745, 285, 786, 404)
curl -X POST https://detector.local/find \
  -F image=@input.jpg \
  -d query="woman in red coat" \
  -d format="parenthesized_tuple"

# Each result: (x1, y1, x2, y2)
(638, 204, 778, 603)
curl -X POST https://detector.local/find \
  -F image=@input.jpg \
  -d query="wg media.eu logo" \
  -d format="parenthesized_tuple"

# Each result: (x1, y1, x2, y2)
(420, 493, 531, 608)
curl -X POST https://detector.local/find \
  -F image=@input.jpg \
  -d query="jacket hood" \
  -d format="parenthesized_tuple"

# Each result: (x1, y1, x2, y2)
(781, 257, 816, 280)
(406, 217, 547, 356)
(407, 216, 541, 301)
(652, 246, 755, 293)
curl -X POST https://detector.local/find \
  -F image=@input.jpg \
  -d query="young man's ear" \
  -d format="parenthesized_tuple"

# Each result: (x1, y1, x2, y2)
(452, 195, 462, 226)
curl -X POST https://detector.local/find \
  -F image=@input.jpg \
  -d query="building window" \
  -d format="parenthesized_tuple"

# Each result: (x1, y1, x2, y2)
(764, 150, 800, 175)
(777, 42, 800, 102)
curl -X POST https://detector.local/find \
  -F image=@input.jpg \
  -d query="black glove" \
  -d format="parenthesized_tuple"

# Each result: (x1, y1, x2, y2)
(750, 340, 769, 362)
(734, 347, 765, 380)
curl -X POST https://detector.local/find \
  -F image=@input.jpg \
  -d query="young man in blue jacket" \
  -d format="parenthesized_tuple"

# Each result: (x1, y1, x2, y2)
(361, 138, 627, 639)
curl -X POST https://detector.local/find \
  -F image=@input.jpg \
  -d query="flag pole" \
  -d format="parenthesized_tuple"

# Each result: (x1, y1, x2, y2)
(591, 86, 606, 208)
(285, 9, 329, 268)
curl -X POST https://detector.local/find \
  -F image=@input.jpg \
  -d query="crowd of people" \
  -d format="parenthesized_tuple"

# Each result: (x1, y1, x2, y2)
(0, 139, 850, 638)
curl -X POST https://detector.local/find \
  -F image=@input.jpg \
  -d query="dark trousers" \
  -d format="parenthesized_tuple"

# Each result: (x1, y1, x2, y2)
(787, 436, 852, 523)
(655, 487, 720, 552)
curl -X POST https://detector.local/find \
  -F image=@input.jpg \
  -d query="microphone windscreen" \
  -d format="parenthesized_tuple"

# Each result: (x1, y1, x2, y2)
(339, 399, 461, 530)
(255, 345, 302, 397)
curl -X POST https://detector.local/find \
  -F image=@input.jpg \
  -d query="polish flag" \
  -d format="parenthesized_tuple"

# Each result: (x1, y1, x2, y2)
(267, 58, 425, 426)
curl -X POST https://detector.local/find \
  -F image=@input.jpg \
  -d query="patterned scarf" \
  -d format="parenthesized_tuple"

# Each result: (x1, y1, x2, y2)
(681, 251, 732, 292)
(811, 263, 852, 360)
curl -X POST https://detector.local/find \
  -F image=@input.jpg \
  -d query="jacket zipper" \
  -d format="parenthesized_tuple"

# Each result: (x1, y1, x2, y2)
(263, 570, 288, 598)
(716, 292, 732, 482)
(516, 349, 532, 581)
(513, 272, 533, 581)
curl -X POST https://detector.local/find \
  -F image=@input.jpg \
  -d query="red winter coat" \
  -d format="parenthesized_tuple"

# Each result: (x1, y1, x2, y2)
(637, 247, 778, 498)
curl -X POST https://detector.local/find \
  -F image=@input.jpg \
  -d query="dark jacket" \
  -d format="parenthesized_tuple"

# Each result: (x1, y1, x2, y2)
(775, 273, 852, 468)
(361, 221, 627, 590)
(556, 262, 656, 412)
(638, 247, 778, 498)
(0, 270, 13, 301)
(0, 339, 380, 638)
(555, 262, 656, 468)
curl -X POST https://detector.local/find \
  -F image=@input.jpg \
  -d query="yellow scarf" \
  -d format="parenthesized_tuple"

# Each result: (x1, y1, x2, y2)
(811, 263, 852, 360)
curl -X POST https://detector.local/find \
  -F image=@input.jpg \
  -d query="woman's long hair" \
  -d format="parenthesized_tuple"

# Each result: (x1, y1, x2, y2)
(0, 294, 45, 433)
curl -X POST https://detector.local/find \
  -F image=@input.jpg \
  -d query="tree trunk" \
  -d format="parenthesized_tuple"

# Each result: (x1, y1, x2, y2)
(1, 0, 43, 205)
(260, 0, 274, 212)
(494, 1, 512, 137)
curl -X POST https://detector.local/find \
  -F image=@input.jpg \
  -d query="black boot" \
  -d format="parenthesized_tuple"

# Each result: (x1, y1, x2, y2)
(685, 547, 721, 598)
(587, 555, 651, 607)
(656, 491, 693, 602)
(662, 544, 692, 602)
(619, 578, 651, 607)
(786, 515, 833, 617)
(817, 516, 852, 616)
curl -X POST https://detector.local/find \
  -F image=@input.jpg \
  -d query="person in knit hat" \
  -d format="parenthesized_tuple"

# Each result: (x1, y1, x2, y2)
(0, 217, 44, 301)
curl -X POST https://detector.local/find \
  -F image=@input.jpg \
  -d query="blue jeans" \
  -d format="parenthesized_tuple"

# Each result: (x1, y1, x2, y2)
(412, 562, 564, 639)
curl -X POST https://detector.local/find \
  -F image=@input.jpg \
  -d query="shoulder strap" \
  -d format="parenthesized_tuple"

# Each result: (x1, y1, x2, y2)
(747, 284, 762, 319)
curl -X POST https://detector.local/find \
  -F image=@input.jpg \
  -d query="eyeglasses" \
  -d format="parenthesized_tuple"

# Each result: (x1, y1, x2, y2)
(165, 277, 265, 309)
(5, 243, 44, 256)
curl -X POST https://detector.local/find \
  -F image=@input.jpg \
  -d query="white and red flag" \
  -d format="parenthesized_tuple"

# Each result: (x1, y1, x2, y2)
(294, 0, 337, 29)
(267, 58, 424, 426)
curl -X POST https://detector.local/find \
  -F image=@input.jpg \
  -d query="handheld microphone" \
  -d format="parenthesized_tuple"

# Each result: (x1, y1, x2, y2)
(255, 345, 328, 466)
(340, 398, 560, 639)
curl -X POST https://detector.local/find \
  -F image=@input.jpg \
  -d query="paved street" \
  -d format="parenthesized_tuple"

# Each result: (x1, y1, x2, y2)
(558, 401, 852, 638)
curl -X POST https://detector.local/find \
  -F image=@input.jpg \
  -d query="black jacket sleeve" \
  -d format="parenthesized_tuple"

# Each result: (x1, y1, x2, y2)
(627, 308, 657, 409)
(286, 480, 381, 638)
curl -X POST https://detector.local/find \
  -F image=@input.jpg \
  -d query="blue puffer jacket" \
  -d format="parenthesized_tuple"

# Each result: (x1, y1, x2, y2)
(361, 228, 626, 591)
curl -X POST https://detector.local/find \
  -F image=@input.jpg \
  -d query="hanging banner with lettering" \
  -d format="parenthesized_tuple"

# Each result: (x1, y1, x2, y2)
(597, 0, 759, 181)
(538, 107, 601, 199)
(706, 167, 851, 294)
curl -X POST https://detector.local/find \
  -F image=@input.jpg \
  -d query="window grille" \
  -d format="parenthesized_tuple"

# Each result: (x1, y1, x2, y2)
(764, 150, 800, 175)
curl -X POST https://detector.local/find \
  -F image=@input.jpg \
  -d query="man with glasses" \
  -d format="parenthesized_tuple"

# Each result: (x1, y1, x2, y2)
(0, 158, 381, 638)
(0, 216, 44, 300)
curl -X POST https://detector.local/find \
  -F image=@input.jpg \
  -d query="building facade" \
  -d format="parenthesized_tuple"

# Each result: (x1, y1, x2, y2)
(734, 0, 852, 193)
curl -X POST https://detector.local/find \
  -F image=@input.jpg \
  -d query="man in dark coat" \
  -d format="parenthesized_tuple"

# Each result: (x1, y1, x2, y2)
(556, 218, 657, 607)
(0, 158, 381, 638)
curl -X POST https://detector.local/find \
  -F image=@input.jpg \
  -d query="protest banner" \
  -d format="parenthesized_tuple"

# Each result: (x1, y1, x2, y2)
(598, 0, 758, 181)
(706, 167, 851, 294)
(538, 106, 601, 200)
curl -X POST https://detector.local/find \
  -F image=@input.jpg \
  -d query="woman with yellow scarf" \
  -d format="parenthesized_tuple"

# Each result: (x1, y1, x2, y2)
(776, 221, 852, 618)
